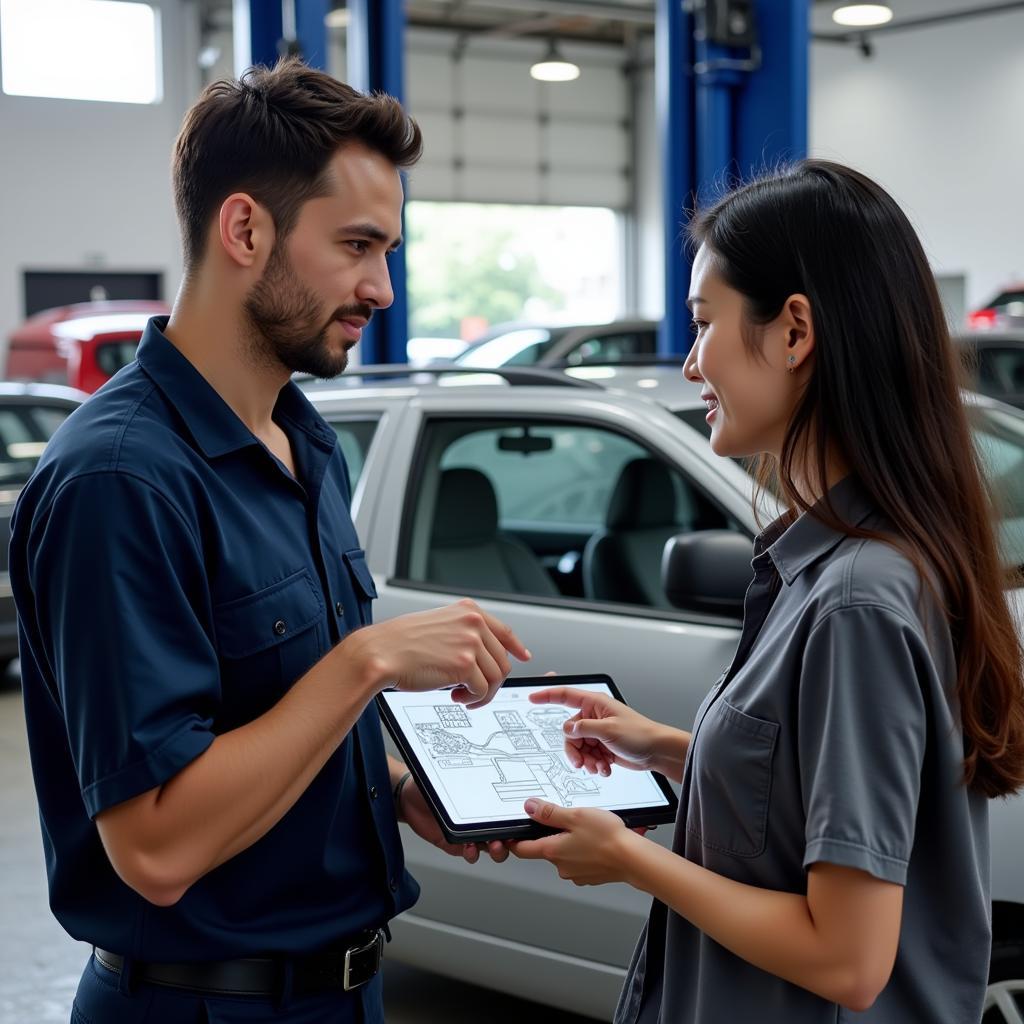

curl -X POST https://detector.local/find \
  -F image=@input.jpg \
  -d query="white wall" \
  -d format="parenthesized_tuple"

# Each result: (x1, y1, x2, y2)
(810, 9, 1024, 309)
(0, 0, 198, 349)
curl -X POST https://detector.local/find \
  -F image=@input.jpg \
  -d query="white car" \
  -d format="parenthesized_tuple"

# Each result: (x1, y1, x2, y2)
(300, 364, 1024, 1021)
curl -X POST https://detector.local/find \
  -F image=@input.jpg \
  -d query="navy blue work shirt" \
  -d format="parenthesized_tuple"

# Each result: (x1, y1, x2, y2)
(9, 317, 418, 962)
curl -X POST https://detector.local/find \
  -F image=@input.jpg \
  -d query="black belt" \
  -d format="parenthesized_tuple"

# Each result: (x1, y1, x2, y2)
(93, 928, 384, 997)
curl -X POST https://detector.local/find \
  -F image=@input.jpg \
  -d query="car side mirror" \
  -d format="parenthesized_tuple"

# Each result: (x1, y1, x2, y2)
(661, 530, 753, 618)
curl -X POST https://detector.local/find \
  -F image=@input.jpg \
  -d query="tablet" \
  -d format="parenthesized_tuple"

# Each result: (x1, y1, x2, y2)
(377, 673, 679, 843)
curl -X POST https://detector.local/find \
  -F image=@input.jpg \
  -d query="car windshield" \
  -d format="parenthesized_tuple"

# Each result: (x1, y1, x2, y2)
(990, 289, 1024, 308)
(674, 402, 1024, 569)
(455, 328, 565, 367)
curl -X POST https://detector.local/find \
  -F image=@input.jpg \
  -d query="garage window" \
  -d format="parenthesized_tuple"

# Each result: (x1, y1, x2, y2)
(1, 0, 162, 104)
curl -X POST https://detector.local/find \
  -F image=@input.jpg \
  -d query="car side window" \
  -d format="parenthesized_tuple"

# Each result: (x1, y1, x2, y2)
(977, 348, 1024, 397)
(403, 417, 732, 608)
(327, 418, 379, 488)
(564, 329, 657, 366)
(0, 402, 73, 487)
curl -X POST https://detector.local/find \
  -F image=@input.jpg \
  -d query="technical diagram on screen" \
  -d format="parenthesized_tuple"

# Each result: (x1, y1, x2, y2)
(377, 674, 678, 842)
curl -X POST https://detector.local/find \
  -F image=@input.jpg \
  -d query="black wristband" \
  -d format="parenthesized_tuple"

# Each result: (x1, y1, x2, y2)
(393, 770, 413, 808)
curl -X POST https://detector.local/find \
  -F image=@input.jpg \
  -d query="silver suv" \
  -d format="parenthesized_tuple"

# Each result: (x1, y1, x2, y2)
(300, 363, 1024, 1021)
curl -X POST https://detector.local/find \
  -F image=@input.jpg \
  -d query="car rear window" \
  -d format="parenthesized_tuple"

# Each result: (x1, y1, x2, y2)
(0, 402, 73, 487)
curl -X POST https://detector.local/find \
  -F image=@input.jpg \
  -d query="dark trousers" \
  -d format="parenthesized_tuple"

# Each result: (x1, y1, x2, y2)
(70, 953, 385, 1024)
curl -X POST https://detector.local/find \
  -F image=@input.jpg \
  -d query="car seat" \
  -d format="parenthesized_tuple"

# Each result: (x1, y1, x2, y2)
(582, 458, 687, 608)
(427, 468, 559, 596)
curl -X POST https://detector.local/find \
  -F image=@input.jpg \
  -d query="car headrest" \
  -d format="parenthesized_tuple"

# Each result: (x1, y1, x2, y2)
(431, 468, 500, 545)
(606, 458, 677, 530)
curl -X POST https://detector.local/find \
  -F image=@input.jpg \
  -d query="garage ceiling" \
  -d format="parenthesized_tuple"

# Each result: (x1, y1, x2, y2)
(201, 1, 1024, 48)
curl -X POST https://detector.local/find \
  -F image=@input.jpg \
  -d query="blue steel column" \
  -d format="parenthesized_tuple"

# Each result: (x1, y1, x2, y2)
(347, 0, 409, 366)
(233, 0, 283, 72)
(734, 0, 808, 173)
(656, 0, 696, 357)
(295, 0, 329, 70)
(693, 36, 744, 202)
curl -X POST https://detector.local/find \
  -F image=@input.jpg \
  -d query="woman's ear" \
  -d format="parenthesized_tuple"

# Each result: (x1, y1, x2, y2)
(217, 192, 275, 271)
(779, 293, 815, 373)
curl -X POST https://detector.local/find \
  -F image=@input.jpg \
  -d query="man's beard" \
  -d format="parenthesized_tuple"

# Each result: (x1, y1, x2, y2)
(242, 245, 371, 380)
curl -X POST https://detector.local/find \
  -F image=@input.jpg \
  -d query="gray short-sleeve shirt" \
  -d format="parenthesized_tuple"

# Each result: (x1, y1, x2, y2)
(616, 477, 990, 1024)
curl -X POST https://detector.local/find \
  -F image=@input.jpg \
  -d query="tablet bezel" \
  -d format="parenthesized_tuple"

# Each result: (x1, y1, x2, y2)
(376, 672, 679, 844)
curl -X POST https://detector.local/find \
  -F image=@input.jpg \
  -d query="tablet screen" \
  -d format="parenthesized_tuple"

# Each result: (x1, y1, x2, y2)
(379, 679, 673, 827)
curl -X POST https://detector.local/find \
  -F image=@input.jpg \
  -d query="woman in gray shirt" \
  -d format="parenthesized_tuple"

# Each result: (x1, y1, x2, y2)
(512, 161, 1024, 1022)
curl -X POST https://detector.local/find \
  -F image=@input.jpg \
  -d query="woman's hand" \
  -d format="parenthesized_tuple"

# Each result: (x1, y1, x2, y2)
(398, 775, 509, 864)
(510, 799, 645, 885)
(529, 685, 681, 777)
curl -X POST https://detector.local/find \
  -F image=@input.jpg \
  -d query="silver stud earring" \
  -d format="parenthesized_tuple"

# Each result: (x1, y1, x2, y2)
(787, 355, 797, 374)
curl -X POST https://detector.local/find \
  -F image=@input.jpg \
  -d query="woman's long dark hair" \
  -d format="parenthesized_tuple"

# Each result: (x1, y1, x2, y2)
(690, 159, 1024, 798)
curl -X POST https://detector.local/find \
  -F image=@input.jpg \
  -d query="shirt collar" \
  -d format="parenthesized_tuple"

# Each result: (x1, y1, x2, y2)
(756, 475, 877, 586)
(135, 316, 336, 459)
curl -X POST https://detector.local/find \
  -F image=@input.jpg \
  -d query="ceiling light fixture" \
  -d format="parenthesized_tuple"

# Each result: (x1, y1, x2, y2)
(832, 4, 894, 26)
(530, 41, 580, 83)
(324, 2, 350, 30)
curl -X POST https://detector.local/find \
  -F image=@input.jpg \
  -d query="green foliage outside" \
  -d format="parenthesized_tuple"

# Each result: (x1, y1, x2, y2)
(406, 202, 562, 339)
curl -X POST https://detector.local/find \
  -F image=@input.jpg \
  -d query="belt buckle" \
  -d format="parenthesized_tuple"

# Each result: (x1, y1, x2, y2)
(343, 929, 382, 992)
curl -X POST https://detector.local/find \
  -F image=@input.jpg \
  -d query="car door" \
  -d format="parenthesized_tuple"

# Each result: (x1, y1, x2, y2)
(349, 387, 754, 994)
(0, 393, 81, 670)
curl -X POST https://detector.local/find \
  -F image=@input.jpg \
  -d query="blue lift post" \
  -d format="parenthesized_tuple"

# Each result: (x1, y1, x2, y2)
(659, 0, 808, 355)
(656, 0, 696, 359)
(235, 1, 407, 367)
(347, 0, 410, 367)
(232, 0, 282, 72)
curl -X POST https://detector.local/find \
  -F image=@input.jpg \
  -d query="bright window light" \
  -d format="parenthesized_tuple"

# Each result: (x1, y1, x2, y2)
(1, 0, 162, 104)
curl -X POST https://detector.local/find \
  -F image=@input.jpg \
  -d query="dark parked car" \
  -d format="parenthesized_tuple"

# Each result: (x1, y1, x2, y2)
(452, 319, 658, 368)
(6, 300, 169, 394)
(0, 383, 86, 673)
(957, 332, 1024, 410)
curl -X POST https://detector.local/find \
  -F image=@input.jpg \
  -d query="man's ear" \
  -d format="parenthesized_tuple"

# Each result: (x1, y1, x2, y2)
(216, 193, 275, 270)
(778, 293, 815, 373)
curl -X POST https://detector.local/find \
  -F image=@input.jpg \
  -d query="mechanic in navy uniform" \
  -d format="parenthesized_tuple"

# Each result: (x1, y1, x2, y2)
(10, 58, 529, 1024)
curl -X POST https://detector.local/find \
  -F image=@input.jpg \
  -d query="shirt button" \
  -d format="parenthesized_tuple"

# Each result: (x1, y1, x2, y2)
(273, 620, 287, 636)
(369, 785, 378, 800)
(389, 877, 398, 893)
(335, 602, 345, 617)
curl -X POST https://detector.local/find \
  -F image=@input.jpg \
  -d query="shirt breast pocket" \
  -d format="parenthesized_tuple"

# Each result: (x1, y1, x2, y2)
(213, 569, 325, 728)
(686, 699, 779, 858)
(342, 548, 377, 627)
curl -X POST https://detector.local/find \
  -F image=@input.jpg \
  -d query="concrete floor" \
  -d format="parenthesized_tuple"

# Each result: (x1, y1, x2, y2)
(0, 687, 599, 1024)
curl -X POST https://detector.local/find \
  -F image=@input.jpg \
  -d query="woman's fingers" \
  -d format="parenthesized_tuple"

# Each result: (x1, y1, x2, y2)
(528, 686, 597, 708)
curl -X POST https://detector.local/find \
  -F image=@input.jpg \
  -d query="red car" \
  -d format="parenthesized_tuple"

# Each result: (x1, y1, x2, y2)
(966, 283, 1024, 330)
(6, 300, 169, 393)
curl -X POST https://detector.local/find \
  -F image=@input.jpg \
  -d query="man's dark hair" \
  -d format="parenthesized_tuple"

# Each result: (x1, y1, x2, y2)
(172, 57, 422, 273)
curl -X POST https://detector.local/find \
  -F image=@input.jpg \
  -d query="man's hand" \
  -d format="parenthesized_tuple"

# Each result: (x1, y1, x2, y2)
(398, 776, 509, 864)
(346, 600, 530, 709)
(510, 799, 644, 885)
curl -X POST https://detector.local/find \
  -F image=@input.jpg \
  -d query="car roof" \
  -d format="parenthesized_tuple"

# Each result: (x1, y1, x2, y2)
(454, 318, 659, 360)
(298, 361, 706, 411)
(562, 364, 704, 409)
(299, 361, 1023, 421)
(0, 381, 89, 403)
